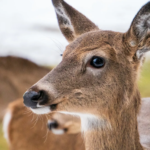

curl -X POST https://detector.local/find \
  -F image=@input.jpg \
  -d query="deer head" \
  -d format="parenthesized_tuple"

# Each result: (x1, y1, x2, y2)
(23, 1, 150, 150)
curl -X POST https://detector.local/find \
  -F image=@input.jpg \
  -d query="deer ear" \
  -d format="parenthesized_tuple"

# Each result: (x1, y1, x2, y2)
(125, 2, 150, 60)
(52, 0, 99, 43)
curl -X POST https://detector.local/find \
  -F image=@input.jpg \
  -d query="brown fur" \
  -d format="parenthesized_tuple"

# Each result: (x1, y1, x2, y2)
(6, 99, 84, 150)
(0, 56, 50, 120)
(5, 98, 150, 150)
(52, 0, 98, 42)
(24, 1, 150, 150)
(51, 112, 81, 134)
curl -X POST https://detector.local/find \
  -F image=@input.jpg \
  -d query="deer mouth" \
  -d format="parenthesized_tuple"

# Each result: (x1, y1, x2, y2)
(23, 89, 60, 115)
(29, 103, 58, 115)
(30, 106, 51, 115)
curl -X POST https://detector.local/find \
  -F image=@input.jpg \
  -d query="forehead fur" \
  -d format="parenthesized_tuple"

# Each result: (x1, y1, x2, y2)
(63, 30, 125, 62)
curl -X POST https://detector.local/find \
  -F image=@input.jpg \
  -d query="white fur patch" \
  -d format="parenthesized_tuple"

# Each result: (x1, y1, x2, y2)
(3, 111, 12, 144)
(60, 111, 109, 132)
(54, 3, 74, 31)
(136, 50, 144, 59)
(80, 114, 108, 132)
(86, 67, 102, 76)
(37, 103, 44, 108)
(30, 106, 51, 115)
(136, 48, 148, 60)
(55, 4, 69, 20)
(51, 129, 65, 135)
(48, 120, 65, 135)
(136, 14, 150, 38)
(140, 135, 150, 149)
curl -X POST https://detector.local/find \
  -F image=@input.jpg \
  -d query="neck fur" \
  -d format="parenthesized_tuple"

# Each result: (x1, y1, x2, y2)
(82, 90, 144, 150)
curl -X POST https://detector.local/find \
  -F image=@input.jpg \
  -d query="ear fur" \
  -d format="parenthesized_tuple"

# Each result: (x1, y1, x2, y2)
(52, 0, 99, 43)
(125, 2, 150, 60)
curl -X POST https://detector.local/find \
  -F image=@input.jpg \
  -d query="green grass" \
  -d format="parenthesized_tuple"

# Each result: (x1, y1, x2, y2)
(138, 60, 150, 97)
(0, 61, 149, 149)
(0, 124, 8, 150)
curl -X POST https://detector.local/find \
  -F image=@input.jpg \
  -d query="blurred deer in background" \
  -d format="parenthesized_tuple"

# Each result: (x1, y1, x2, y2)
(3, 98, 150, 150)
(21, 0, 150, 150)
(3, 99, 83, 150)
(0, 56, 50, 121)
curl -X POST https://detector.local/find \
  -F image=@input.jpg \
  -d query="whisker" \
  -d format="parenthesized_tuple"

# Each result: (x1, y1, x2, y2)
(42, 115, 50, 143)
(52, 38, 64, 52)
(49, 38, 65, 54)
(31, 114, 39, 129)
(23, 108, 32, 115)
(43, 126, 49, 143)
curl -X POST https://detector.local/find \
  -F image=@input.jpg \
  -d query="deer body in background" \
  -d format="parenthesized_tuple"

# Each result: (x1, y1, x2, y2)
(3, 98, 150, 150)
(0, 56, 50, 121)
(23, 0, 150, 150)
(3, 99, 83, 150)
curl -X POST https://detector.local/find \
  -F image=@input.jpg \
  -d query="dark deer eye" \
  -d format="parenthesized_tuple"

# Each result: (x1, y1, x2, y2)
(90, 57, 105, 68)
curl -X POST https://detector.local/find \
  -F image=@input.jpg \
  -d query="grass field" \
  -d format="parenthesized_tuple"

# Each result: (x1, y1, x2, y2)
(0, 61, 150, 150)
(0, 124, 8, 150)
(138, 60, 150, 97)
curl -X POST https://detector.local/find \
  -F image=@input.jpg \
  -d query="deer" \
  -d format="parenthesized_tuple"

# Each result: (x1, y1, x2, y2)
(3, 98, 84, 150)
(3, 98, 150, 150)
(22, 0, 150, 150)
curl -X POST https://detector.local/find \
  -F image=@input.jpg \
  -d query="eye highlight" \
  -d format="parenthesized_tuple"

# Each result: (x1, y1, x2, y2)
(90, 56, 105, 68)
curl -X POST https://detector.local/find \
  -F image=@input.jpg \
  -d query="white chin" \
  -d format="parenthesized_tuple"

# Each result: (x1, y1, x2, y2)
(51, 129, 65, 135)
(30, 106, 51, 115)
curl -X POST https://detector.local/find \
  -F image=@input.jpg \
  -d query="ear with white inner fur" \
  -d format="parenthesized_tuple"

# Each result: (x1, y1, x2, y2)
(125, 2, 150, 60)
(52, 0, 99, 42)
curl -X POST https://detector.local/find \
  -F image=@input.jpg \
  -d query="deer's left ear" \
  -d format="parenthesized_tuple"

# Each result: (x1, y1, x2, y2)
(125, 2, 150, 60)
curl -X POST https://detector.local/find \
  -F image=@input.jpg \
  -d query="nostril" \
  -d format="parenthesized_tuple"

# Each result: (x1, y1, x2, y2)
(50, 104, 57, 110)
(23, 90, 42, 108)
(31, 91, 43, 102)
(47, 121, 58, 130)
(23, 90, 48, 108)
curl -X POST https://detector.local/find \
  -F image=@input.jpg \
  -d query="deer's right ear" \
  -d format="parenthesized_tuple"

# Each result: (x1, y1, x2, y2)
(52, 0, 99, 43)
(125, 2, 150, 60)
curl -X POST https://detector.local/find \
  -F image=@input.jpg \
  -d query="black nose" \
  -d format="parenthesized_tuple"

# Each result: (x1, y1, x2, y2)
(47, 121, 58, 130)
(23, 90, 47, 108)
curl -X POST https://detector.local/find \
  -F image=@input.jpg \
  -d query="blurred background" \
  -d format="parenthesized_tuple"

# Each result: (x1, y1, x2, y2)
(0, 0, 150, 149)
(1, 0, 150, 66)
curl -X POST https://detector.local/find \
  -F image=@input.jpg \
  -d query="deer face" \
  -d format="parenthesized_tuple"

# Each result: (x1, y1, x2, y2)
(24, 0, 150, 129)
